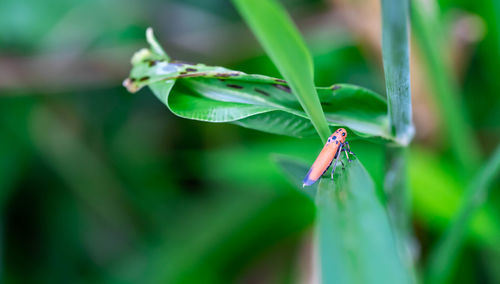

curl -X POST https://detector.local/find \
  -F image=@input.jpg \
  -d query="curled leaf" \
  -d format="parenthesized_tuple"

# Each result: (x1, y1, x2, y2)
(124, 29, 393, 141)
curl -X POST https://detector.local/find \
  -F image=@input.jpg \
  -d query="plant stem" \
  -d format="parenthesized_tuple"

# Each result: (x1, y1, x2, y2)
(381, 0, 414, 145)
(380, 0, 416, 281)
(384, 147, 416, 281)
(425, 144, 500, 284)
(411, 0, 481, 174)
(380, 0, 413, 245)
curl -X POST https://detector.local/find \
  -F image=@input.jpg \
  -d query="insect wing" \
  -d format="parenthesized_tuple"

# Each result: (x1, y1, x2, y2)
(303, 143, 338, 186)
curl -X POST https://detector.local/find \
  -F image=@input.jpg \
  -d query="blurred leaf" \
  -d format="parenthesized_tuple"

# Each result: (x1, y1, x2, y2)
(110, 187, 315, 283)
(0, 118, 30, 211)
(0, 137, 24, 211)
(193, 138, 387, 202)
(409, 148, 500, 246)
(426, 144, 500, 284)
(146, 27, 168, 59)
(232, 0, 331, 142)
(124, 32, 391, 141)
(0, 97, 37, 211)
(273, 154, 318, 199)
(411, 0, 481, 174)
(315, 160, 411, 283)
(29, 106, 134, 233)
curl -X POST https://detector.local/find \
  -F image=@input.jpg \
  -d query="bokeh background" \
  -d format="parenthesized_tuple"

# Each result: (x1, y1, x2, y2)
(1, 0, 499, 283)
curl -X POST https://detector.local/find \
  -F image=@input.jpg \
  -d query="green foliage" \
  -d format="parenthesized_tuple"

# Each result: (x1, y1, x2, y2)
(4, 0, 500, 283)
(409, 148, 500, 246)
(232, 0, 331, 142)
(121, 188, 315, 283)
(276, 156, 412, 283)
(123, 20, 410, 282)
(426, 144, 500, 284)
(273, 155, 319, 199)
(124, 32, 390, 140)
(316, 160, 411, 283)
(411, 0, 481, 174)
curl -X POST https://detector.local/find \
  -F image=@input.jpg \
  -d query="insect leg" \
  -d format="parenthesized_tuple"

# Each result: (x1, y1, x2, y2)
(344, 141, 355, 155)
(343, 148, 351, 162)
(331, 145, 343, 179)
(343, 141, 356, 162)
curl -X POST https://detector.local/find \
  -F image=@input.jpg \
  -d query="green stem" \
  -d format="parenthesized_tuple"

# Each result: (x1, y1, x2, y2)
(380, 0, 416, 281)
(425, 144, 500, 284)
(381, 0, 414, 145)
(384, 147, 416, 282)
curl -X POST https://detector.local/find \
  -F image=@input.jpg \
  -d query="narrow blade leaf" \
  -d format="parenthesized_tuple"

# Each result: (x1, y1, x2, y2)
(232, 0, 331, 142)
(426, 144, 500, 284)
(273, 154, 318, 199)
(316, 160, 412, 283)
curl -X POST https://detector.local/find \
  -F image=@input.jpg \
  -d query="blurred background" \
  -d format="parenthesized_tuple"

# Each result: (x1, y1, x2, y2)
(0, 0, 499, 283)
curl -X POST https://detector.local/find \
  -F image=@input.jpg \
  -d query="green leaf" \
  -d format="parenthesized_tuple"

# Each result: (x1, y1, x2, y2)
(273, 154, 318, 199)
(233, 0, 331, 143)
(123, 31, 391, 141)
(146, 27, 168, 59)
(425, 144, 500, 284)
(109, 188, 315, 283)
(411, 0, 480, 174)
(0, 133, 24, 211)
(315, 160, 412, 283)
(409, 148, 500, 246)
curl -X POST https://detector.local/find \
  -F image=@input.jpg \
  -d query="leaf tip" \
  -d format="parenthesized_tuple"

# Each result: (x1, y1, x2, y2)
(146, 27, 169, 59)
(122, 77, 140, 93)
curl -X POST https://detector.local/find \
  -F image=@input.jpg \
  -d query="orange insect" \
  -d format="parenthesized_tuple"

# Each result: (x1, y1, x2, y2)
(302, 128, 355, 187)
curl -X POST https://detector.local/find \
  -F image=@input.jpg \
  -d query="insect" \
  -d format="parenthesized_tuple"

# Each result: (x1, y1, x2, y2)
(302, 128, 355, 187)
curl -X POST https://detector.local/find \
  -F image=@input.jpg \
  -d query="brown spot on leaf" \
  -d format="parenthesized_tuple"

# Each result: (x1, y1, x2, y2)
(272, 84, 291, 93)
(227, 84, 243, 89)
(254, 88, 270, 96)
(186, 68, 198, 72)
(215, 72, 241, 78)
(275, 79, 287, 83)
(148, 60, 158, 67)
(139, 76, 150, 82)
(178, 73, 206, 78)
